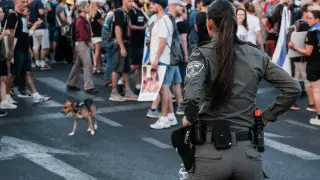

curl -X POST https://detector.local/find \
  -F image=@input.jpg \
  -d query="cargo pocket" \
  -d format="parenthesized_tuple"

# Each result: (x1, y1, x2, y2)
(244, 147, 262, 161)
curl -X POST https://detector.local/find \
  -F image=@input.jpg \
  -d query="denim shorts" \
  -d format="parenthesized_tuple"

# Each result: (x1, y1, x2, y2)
(159, 62, 174, 86)
(171, 66, 182, 84)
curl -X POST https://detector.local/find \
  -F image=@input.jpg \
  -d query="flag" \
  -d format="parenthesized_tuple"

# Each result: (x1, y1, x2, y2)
(272, 6, 292, 76)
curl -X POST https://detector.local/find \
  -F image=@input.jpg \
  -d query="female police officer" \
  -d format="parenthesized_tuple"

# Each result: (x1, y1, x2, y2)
(181, 0, 301, 179)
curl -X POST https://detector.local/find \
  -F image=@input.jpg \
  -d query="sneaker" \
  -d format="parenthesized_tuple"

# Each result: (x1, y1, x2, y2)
(0, 101, 17, 109)
(125, 91, 138, 101)
(169, 117, 178, 126)
(290, 104, 300, 110)
(18, 90, 32, 98)
(150, 118, 171, 129)
(310, 116, 320, 126)
(33, 96, 51, 104)
(146, 109, 162, 118)
(109, 92, 126, 102)
(0, 110, 8, 117)
(40, 64, 51, 71)
(306, 105, 317, 112)
(31, 62, 36, 68)
(176, 106, 185, 115)
(7, 95, 18, 104)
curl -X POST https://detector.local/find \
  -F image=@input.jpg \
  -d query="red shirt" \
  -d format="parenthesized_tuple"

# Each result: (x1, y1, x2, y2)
(76, 16, 91, 44)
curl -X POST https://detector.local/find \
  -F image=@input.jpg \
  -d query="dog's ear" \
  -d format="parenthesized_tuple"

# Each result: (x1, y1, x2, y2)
(71, 103, 75, 108)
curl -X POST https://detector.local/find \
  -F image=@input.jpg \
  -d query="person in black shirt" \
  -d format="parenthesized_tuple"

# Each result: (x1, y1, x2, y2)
(109, 0, 138, 102)
(90, 1, 106, 74)
(128, 0, 147, 92)
(196, 0, 212, 44)
(289, 10, 320, 125)
(6, 0, 50, 104)
(287, 4, 314, 111)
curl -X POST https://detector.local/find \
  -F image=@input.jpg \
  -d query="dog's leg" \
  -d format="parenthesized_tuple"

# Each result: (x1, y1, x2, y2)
(91, 104, 98, 130)
(69, 118, 78, 136)
(85, 115, 95, 135)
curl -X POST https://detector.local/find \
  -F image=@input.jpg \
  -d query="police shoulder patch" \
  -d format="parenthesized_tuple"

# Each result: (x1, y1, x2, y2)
(186, 61, 205, 78)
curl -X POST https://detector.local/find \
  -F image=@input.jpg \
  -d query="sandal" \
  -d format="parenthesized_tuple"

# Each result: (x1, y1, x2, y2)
(92, 66, 98, 74)
(105, 80, 112, 87)
(97, 68, 104, 75)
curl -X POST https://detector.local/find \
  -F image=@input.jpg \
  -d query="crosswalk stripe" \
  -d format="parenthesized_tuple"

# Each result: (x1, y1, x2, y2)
(283, 119, 319, 130)
(96, 115, 122, 127)
(142, 138, 172, 149)
(36, 100, 63, 107)
(265, 138, 320, 160)
(36, 77, 104, 102)
(80, 74, 105, 87)
(257, 87, 274, 94)
(0, 103, 151, 125)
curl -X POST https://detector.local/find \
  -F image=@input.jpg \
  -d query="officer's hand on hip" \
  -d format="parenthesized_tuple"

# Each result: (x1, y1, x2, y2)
(262, 116, 269, 127)
(182, 116, 192, 127)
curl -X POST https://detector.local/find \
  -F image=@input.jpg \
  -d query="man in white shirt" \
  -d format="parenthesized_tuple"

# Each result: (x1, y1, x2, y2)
(147, 0, 180, 129)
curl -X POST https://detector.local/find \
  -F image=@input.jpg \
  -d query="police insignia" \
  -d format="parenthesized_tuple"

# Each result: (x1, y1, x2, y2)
(186, 61, 204, 78)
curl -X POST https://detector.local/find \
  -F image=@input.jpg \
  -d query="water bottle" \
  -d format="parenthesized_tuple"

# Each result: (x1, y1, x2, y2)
(178, 163, 188, 180)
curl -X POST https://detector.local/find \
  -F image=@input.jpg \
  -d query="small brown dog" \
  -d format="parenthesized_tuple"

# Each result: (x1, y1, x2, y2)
(60, 98, 97, 136)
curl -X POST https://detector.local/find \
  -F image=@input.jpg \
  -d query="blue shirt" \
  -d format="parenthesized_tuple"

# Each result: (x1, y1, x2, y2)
(188, 9, 198, 45)
(29, 0, 47, 29)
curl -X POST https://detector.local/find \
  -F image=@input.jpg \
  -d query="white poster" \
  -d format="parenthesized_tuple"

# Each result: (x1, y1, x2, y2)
(138, 65, 166, 101)
(288, 31, 308, 58)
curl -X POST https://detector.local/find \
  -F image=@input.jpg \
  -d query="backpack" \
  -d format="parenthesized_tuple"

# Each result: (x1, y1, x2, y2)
(102, 13, 115, 50)
(266, 3, 275, 18)
(163, 15, 184, 66)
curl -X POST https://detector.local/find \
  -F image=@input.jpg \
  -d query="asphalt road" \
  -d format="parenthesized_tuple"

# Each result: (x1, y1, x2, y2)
(1, 64, 320, 180)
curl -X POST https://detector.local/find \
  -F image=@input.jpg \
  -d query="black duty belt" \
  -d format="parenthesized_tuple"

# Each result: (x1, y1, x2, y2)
(204, 130, 253, 145)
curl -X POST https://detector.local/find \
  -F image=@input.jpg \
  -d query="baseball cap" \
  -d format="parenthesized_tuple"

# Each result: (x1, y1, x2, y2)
(168, 0, 186, 6)
(149, 0, 168, 9)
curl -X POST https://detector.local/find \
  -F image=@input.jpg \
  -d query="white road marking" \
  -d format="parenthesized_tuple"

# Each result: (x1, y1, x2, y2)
(80, 74, 105, 87)
(257, 87, 275, 95)
(96, 115, 122, 127)
(0, 103, 151, 125)
(0, 136, 95, 180)
(36, 77, 104, 101)
(283, 119, 319, 130)
(37, 100, 64, 107)
(264, 132, 290, 138)
(24, 154, 96, 180)
(265, 137, 320, 160)
(142, 138, 172, 149)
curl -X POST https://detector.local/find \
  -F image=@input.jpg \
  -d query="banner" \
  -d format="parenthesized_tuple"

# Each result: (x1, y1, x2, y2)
(138, 65, 166, 101)
(272, 6, 292, 76)
(142, 14, 157, 64)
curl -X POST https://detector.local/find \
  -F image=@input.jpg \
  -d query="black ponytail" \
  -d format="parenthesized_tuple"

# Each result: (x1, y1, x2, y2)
(207, 0, 244, 108)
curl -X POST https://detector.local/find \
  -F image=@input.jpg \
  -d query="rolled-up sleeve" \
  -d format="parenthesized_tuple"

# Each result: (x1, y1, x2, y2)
(182, 49, 209, 122)
(262, 56, 301, 122)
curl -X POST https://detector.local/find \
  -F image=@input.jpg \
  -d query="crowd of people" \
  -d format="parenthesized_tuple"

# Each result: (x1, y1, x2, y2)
(0, 0, 319, 127)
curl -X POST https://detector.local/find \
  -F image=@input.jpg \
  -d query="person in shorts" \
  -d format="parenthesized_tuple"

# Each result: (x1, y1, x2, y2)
(0, 8, 16, 116)
(109, 0, 138, 102)
(129, 0, 148, 93)
(29, 0, 51, 70)
(6, 0, 50, 104)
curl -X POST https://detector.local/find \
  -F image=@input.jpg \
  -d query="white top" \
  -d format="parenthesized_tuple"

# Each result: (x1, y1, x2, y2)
(150, 15, 173, 65)
(246, 14, 261, 45)
(237, 25, 248, 41)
